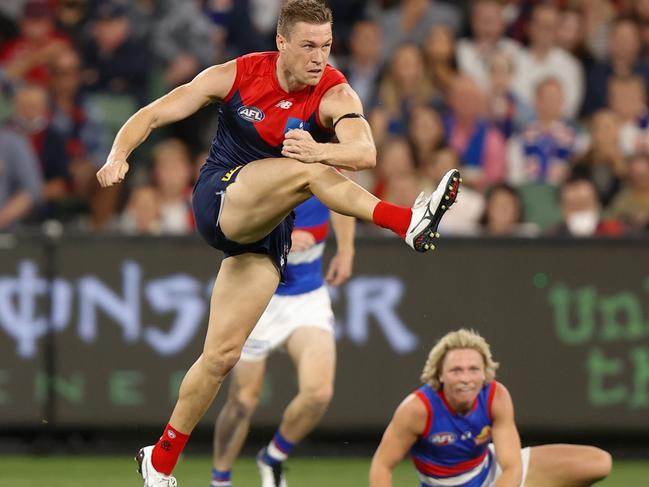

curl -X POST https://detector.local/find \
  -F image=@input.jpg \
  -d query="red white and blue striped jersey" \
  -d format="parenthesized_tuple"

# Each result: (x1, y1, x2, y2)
(276, 196, 329, 296)
(205, 51, 347, 171)
(411, 382, 498, 487)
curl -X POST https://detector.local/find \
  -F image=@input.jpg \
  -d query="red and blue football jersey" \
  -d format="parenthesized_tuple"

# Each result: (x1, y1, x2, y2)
(411, 382, 498, 487)
(205, 51, 347, 171)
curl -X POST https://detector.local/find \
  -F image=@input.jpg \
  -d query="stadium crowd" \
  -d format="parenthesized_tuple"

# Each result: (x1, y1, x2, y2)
(2, 0, 649, 238)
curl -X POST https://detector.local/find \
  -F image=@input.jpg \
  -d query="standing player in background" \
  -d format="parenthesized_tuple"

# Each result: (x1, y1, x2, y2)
(370, 329, 612, 487)
(211, 199, 354, 487)
(96, 1, 461, 485)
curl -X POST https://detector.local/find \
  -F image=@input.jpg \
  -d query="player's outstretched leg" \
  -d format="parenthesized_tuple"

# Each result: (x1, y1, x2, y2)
(219, 158, 461, 252)
(138, 254, 281, 487)
(524, 444, 612, 487)
(256, 328, 335, 487)
(211, 361, 266, 487)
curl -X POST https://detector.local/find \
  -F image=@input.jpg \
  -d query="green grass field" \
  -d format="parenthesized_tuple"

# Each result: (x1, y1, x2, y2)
(1, 456, 647, 486)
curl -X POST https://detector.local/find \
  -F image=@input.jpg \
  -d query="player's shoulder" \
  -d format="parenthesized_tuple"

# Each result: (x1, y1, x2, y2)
(489, 381, 515, 419)
(237, 51, 278, 76)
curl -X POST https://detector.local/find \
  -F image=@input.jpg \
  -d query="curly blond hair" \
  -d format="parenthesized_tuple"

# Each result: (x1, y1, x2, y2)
(420, 329, 499, 390)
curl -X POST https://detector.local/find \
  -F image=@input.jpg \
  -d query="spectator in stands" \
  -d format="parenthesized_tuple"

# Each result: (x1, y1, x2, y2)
(514, 3, 584, 119)
(444, 75, 506, 191)
(370, 43, 434, 144)
(608, 75, 649, 156)
(607, 152, 649, 233)
(10, 83, 69, 213)
(507, 78, 576, 186)
(342, 19, 383, 110)
(420, 147, 485, 236)
(456, 0, 522, 92)
(408, 105, 445, 167)
(151, 139, 195, 235)
(582, 17, 649, 117)
(422, 24, 458, 101)
(81, 1, 151, 106)
(479, 183, 536, 237)
(549, 177, 625, 237)
(378, 0, 461, 61)
(372, 137, 421, 208)
(54, 0, 89, 49)
(572, 109, 626, 207)
(119, 184, 162, 235)
(202, 0, 266, 60)
(49, 47, 118, 228)
(152, 0, 216, 88)
(0, 125, 43, 230)
(0, 0, 69, 86)
(486, 51, 532, 139)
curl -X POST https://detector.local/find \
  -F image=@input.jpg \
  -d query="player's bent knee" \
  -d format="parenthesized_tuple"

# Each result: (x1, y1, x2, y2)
(228, 394, 259, 420)
(301, 385, 334, 411)
(202, 348, 242, 379)
(587, 448, 612, 481)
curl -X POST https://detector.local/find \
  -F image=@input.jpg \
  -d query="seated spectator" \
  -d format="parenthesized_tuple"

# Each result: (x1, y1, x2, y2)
(54, 0, 89, 49)
(582, 17, 649, 117)
(548, 177, 625, 237)
(0, 125, 44, 230)
(479, 183, 537, 237)
(507, 78, 577, 186)
(556, 7, 592, 65)
(456, 0, 522, 92)
(119, 185, 161, 235)
(9, 84, 69, 214)
(407, 105, 445, 167)
(444, 75, 506, 190)
(422, 24, 458, 101)
(370, 43, 434, 144)
(151, 139, 195, 234)
(49, 47, 117, 228)
(341, 19, 383, 110)
(420, 147, 485, 235)
(513, 3, 584, 119)
(372, 137, 421, 208)
(81, 1, 151, 106)
(608, 152, 649, 233)
(572, 109, 626, 206)
(486, 51, 533, 139)
(608, 74, 649, 156)
(202, 0, 266, 60)
(152, 0, 215, 88)
(0, 0, 69, 86)
(377, 0, 461, 61)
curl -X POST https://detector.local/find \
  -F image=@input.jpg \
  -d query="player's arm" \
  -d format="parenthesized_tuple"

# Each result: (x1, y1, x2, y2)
(281, 83, 376, 171)
(369, 394, 426, 487)
(96, 61, 237, 187)
(325, 211, 355, 287)
(491, 383, 523, 487)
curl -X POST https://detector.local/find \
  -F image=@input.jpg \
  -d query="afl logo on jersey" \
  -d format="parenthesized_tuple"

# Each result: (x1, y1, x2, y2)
(238, 106, 265, 122)
(430, 432, 457, 445)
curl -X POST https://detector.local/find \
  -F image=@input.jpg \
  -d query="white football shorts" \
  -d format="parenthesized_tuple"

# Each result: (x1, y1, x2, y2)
(484, 444, 531, 487)
(240, 286, 334, 362)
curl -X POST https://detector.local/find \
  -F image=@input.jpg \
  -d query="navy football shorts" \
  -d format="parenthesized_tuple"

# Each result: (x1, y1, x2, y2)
(192, 164, 294, 279)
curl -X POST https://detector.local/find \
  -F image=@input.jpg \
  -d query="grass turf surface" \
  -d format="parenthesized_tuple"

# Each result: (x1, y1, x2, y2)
(1, 456, 646, 486)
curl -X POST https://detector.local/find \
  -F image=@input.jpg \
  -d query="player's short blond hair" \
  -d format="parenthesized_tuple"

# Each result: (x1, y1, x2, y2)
(277, 0, 333, 38)
(420, 329, 499, 390)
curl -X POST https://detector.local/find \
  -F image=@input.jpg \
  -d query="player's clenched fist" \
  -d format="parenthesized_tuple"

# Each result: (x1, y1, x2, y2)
(282, 129, 323, 163)
(96, 157, 130, 187)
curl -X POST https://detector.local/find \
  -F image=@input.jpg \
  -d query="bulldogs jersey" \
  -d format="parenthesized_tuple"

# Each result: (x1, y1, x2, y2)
(411, 382, 498, 487)
(276, 196, 330, 296)
(205, 51, 347, 171)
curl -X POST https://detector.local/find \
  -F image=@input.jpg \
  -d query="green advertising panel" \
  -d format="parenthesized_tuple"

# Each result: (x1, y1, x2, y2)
(0, 237, 647, 433)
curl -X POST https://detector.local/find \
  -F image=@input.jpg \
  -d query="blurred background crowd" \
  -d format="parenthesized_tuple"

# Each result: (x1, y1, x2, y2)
(2, 0, 649, 239)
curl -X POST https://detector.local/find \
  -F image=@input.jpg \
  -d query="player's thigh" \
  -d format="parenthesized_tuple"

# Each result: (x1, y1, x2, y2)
(524, 444, 610, 487)
(220, 158, 333, 242)
(203, 254, 280, 360)
(226, 359, 267, 408)
(286, 327, 336, 395)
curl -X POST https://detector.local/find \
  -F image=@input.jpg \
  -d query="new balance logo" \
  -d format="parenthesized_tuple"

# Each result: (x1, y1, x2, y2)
(276, 100, 292, 109)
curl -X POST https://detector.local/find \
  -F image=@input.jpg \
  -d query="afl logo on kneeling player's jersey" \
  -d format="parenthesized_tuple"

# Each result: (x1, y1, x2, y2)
(430, 432, 457, 445)
(238, 106, 265, 122)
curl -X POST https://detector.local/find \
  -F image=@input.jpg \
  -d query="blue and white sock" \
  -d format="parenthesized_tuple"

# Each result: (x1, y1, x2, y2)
(261, 431, 296, 465)
(210, 468, 231, 487)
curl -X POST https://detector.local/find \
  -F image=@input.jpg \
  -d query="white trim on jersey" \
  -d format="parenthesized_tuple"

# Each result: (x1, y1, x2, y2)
(287, 241, 325, 264)
(418, 453, 490, 486)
